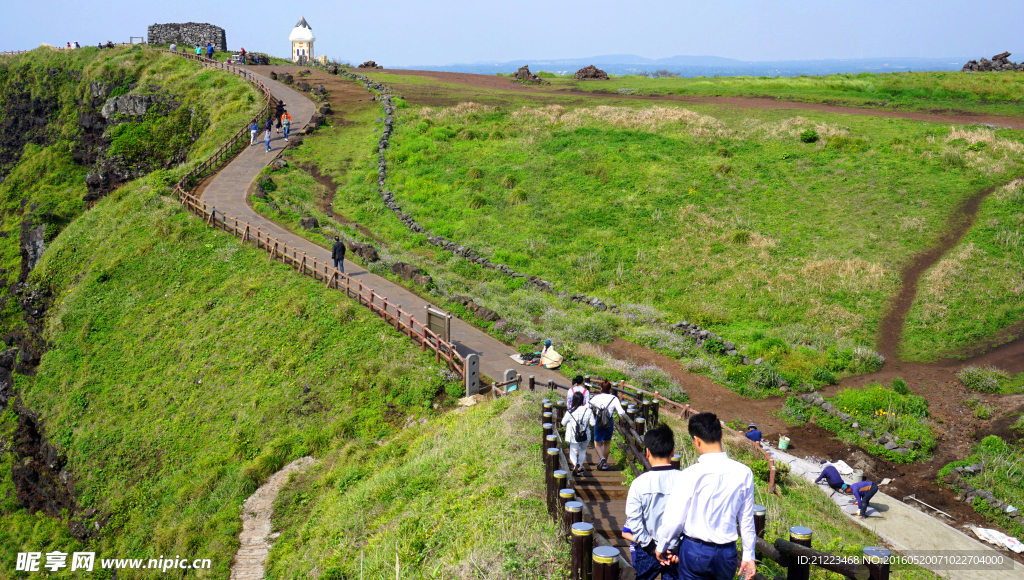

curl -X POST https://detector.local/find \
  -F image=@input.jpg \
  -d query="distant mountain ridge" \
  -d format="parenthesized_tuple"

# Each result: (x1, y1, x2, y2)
(392, 54, 971, 77)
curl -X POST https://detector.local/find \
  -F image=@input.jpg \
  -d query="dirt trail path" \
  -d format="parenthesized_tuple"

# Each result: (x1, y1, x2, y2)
(229, 457, 315, 580)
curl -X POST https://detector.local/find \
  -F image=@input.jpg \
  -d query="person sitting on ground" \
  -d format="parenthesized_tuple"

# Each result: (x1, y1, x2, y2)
(568, 375, 590, 407)
(626, 425, 682, 580)
(656, 412, 757, 580)
(590, 380, 626, 471)
(813, 464, 847, 492)
(744, 424, 761, 443)
(561, 392, 594, 477)
(845, 479, 879, 519)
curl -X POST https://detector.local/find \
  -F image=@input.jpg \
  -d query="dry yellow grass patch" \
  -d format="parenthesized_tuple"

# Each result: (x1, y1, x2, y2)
(800, 258, 888, 293)
(418, 102, 492, 121)
(946, 126, 1024, 155)
(741, 116, 850, 140)
(511, 104, 727, 136)
(918, 243, 982, 304)
(994, 177, 1024, 201)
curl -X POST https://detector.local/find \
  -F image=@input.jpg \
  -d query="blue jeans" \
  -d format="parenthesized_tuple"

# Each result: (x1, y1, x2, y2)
(677, 537, 738, 580)
(266, 138, 271, 152)
(333, 259, 344, 273)
(632, 543, 679, 580)
(283, 125, 289, 139)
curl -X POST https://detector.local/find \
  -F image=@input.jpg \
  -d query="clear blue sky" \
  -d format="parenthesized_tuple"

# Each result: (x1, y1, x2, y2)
(2, 0, 1020, 65)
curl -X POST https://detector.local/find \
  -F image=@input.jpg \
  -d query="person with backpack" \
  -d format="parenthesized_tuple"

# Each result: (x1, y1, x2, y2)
(626, 425, 682, 580)
(250, 119, 259, 145)
(590, 380, 626, 471)
(280, 110, 291, 141)
(568, 375, 590, 407)
(561, 392, 595, 476)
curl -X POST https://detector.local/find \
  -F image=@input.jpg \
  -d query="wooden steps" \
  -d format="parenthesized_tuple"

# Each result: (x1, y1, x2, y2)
(570, 448, 632, 562)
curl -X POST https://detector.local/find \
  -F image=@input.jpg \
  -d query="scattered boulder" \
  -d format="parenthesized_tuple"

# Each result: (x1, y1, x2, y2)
(390, 261, 424, 281)
(358, 61, 382, 69)
(269, 71, 278, 80)
(574, 65, 609, 80)
(511, 65, 545, 84)
(474, 306, 500, 322)
(317, 102, 331, 115)
(270, 158, 288, 171)
(348, 241, 379, 263)
(296, 81, 311, 92)
(298, 216, 319, 230)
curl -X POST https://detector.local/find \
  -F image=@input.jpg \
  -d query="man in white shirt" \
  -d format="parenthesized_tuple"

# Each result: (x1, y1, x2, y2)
(655, 412, 756, 580)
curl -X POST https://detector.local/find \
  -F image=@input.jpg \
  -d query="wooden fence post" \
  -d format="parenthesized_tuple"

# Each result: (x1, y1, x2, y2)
(671, 454, 681, 470)
(863, 547, 891, 580)
(529, 375, 535, 391)
(552, 470, 568, 517)
(787, 527, 812, 580)
(570, 523, 594, 580)
(564, 501, 583, 540)
(754, 505, 766, 538)
(592, 546, 620, 580)
(545, 448, 560, 515)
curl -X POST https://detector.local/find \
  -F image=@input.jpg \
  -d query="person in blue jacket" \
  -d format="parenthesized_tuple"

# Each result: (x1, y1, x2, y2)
(207, 44, 214, 59)
(745, 424, 762, 443)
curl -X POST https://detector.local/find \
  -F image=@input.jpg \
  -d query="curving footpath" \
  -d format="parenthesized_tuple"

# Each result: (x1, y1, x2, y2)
(201, 66, 566, 387)
(203, 65, 1021, 578)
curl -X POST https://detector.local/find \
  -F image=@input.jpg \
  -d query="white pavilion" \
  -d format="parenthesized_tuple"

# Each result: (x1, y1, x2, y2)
(289, 17, 315, 63)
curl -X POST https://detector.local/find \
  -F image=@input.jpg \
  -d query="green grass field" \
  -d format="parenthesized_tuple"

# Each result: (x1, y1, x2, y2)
(298, 72, 1024, 371)
(537, 71, 1024, 117)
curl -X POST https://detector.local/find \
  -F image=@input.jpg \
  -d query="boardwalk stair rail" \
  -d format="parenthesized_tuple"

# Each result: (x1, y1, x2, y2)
(157, 49, 468, 379)
(491, 373, 894, 580)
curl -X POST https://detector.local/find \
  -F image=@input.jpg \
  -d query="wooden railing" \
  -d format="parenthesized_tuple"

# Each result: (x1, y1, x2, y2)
(526, 376, 777, 492)
(531, 394, 894, 580)
(159, 48, 468, 379)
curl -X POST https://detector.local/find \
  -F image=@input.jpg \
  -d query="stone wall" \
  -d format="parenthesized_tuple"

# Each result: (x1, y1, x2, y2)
(147, 23, 227, 52)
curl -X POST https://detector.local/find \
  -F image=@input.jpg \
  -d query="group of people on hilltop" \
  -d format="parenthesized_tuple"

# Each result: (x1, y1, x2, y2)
(250, 101, 292, 153)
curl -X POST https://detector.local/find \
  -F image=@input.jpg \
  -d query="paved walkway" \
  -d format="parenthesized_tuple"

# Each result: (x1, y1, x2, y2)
(770, 447, 1022, 580)
(201, 67, 566, 386)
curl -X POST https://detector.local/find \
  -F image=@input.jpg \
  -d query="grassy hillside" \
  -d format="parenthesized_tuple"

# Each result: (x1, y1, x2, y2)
(0, 174, 461, 578)
(0, 46, 261, 332)
(902, 176, 1024, 360)
(290, 72, 1024, 369)
(266, 394, 564, 580)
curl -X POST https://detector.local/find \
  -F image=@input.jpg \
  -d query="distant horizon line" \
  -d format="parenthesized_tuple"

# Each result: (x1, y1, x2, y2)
(384, 54, 974, 69)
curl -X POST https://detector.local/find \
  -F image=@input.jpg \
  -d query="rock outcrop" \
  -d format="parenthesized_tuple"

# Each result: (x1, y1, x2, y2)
(962, 52, 1024, 72)
(574, 65, 609, 80)
(357, 61, 382, 69)
(511, 65, 544, 84)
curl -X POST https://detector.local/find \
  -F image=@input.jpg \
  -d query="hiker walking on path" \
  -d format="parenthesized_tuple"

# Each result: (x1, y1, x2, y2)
(331, 236, 346, 273)
(195, 45, 202, 57)
(170, 43, 177, 52)
(265, 125, 272, 153)
(626, 425, 682, 580)
(568, 375, 590, 407)
(561, 392, 594, 477)
(274, 101, 286, 134)
(240, 47, 246, 64)
(281, 111, 291, 141)
(591, 380, 626, 471)
(250, 119, 259, 145)
(655, 412, 756, 580)
(845, 480, 879, 519)
(207, 44, 214, 59)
